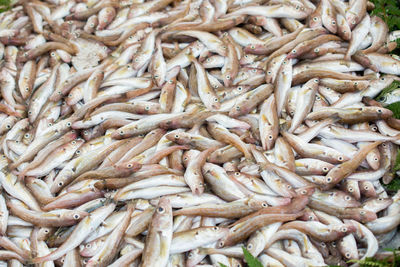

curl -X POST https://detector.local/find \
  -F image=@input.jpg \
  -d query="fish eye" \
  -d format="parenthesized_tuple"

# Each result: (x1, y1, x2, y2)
(314, 48, 319, 53)
(332, 21, 336, 25)
(262, 203, 267, 207)
(28, 111, 32, 115)
(73, 214, 80, 219)
(218, 241, 224, 247)
(341, 226, 347, 232)
(206, 58, 211, 62)
(338, 156, 343, 161)
(214, 98, 219, 102)
(268, 135, 273, 140)
(213, 226, 219, 231)
(48, 123, 53, 127)
(291, 49, 296, 54)
(364, 185, 369, 190)
(157, 207, 165, 213)
(313, 17, 318, 21)
(76, 150, 80, 154)
(25, 87, 29, 91)
(309, 215, 314, 220)
(348, 187, 354, 192)
(267, 71, 272, 75)
(326, 177, 332, 183)
(235, 106, 240, 111)
(51, 52, 56, 57)
(119, 131, 124, 135)
(320, 242, 326, 247)
(287, 185, 292, 189)
(301, 189, 307, 195)
(237, 86, 243, 91)
(345, 196, 351, 201)
(247, 244, 253, 249)
(345, 252, 351, 258)
(381, 77, 385, 81)
(250, 45, 255, 49)
(24, 133, 30, 138)
(322, 167, 328, 172)
(71, 140, 76, 145)
(127, 164, 133, 168)
(226, 75, 230, 80)
(67, 122, 72, 127)
(360, 211, 366, 215)
(86, 243, 91, 248)
(58, 182, 63, 187)
(377, 109, 382, 113)
(154, 75, 159, 78)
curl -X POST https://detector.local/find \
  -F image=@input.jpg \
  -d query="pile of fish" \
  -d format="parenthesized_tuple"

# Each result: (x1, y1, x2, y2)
(1, 0, 400, 266)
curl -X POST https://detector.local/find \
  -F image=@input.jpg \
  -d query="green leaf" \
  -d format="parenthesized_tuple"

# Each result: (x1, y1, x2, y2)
(219, 263, 228, 267)
(0, 0, 11, 13)
(386, 102, 400, 119)
(383, 149, 400, 191)
(374, 81, 400, 105)
(242, 247, 263, 267)
(385, 176, 400, 191)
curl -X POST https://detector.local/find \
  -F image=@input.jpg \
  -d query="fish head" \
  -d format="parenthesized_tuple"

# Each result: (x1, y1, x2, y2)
(243, 43, 266, 54)
(309, 15, 322, 28)
(345, 13, 358, 29)
(338, 21, 351, 41)
(153, 197, 173, 230)
(325, 17, 338, 34)
(62, 210, 89, 223)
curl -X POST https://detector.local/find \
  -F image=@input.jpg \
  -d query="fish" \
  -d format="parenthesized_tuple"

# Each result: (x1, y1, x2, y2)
(0, 0, 398, 266)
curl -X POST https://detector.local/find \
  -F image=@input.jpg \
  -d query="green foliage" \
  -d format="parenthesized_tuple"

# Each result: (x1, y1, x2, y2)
(386, 102, 400, 119)
(0, 0, 11, 13)
(375, 81, 400, 106)
(370, 0, 400, 54)
(242, 247, 263, 267)
(348, 250, 400, 267)
(385, 174, 400, 191)
(371, 0, 400, 30)
(219, 263, 228, 267)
